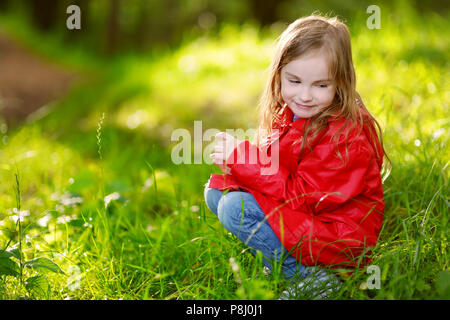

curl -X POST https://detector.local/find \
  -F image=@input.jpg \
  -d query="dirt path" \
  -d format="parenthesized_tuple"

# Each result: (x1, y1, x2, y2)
(0, 30, 79, 127)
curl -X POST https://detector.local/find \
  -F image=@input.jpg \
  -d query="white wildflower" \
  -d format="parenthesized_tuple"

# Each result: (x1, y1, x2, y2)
(9, 209, 30, 223)
(57, 215, 72, 224)
(37, 214, 52, 227)
(104, 192, 120, 208)
(60, 193, 83, 207)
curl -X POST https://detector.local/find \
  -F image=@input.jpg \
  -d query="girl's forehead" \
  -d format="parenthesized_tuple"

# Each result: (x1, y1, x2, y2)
(282, 51, 333, 81)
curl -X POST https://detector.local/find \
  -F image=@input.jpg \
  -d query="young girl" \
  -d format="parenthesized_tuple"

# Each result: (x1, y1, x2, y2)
(204, 14, 389, 298)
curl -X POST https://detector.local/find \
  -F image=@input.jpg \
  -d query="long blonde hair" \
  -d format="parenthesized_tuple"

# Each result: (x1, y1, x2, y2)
(257, 14, 391, 176)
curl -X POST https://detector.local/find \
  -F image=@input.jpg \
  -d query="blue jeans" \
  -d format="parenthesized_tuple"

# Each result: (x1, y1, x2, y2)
(204, 186, 309, 280)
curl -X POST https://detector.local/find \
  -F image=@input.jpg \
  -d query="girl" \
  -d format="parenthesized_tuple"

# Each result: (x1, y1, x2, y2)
(204, 14, 390, 298)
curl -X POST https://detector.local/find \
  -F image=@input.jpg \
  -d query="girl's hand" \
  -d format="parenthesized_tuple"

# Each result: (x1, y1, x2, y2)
(210, 132, 243, 174)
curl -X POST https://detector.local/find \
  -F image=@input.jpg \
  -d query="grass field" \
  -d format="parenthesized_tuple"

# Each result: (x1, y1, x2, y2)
(0, 3, 449, 299)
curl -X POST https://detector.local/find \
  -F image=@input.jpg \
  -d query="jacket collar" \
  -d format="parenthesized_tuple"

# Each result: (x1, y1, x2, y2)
(280, 104, 385, 169)
(277, 103, 309, 131)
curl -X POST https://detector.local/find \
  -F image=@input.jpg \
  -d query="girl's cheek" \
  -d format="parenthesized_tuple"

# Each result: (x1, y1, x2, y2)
(317, 87, 334, 101)
(282, 85, 296, 100)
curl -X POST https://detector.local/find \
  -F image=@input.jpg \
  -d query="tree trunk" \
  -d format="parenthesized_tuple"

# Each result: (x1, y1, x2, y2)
(106, 0, 120, 55)
(28, 0, 60, 31)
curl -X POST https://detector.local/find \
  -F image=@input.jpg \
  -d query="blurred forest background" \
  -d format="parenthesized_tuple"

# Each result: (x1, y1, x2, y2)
(0, 0, 448, 300)
(2, 0, 446, 53)
(0, 0, 449, 54)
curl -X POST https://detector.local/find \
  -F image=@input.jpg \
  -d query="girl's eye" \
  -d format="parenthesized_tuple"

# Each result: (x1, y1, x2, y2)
(317, 84, 328, 88)
(289, 79, 300, 84)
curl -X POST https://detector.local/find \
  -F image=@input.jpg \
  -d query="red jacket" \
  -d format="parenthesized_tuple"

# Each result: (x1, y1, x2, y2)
(207, 106, 385, 268)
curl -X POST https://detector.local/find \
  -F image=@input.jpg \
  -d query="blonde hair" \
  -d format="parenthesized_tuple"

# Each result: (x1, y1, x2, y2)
(256, 14, 391, 176)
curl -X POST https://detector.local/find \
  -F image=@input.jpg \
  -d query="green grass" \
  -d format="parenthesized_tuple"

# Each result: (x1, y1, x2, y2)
(0, 3, 449, 299)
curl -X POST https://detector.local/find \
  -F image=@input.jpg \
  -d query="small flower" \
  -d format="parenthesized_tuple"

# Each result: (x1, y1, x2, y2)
(57, 215, 72, 224)
(51, 192, 83, 207)
(60, 193, 83, 207)
(432, 128, 445, 140)
(9, 209, 30, 222)
(37, 214, 52, 227)
(55, 204, 66, 213)
(229, 257, 239, 273)
(104, 192, 121, 208)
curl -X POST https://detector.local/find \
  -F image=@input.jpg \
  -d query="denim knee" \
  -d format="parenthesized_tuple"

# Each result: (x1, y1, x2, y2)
(217, 192, 239, 233)
(217, 191, 263, 235)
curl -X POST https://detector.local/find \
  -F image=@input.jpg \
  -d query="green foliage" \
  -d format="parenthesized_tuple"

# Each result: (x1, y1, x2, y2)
(0, 170, 64, 299)
(25, 275, 51, 299)
(24, 258, 65, 275)
(0, 250, 20, 277)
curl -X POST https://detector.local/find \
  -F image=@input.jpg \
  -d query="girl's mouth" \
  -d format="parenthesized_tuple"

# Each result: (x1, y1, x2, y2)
(295, 102, 315, 109)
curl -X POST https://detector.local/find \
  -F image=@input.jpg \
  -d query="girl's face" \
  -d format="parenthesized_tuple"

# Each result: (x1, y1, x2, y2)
(280, 48, 336, 119)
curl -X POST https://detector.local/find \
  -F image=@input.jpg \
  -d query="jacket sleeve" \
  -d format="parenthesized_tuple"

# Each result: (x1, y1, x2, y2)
(227, 137, 372, 214)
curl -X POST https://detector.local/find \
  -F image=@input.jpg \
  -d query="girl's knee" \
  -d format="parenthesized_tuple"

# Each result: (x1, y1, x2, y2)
(217, 192, 260, 233)
(217, 193, 241, 232)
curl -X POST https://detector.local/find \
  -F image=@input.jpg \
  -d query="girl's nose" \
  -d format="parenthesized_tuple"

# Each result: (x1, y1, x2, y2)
(299, 86, 313, 102)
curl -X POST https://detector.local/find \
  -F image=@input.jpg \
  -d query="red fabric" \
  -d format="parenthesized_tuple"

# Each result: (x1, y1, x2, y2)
(207, 106, 385, 268)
